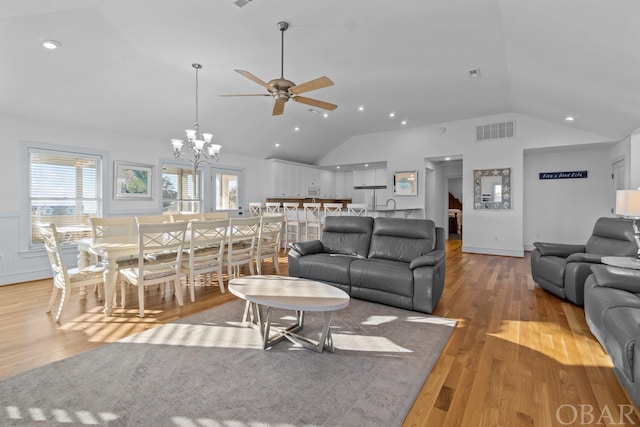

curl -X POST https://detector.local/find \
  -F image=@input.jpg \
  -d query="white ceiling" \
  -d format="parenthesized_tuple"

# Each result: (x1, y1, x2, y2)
(1, 0, 639, 164)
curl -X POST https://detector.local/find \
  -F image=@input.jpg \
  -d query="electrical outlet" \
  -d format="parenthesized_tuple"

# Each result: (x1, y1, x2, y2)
(494, 235, 499, 241)
(0, 253, 5, 262)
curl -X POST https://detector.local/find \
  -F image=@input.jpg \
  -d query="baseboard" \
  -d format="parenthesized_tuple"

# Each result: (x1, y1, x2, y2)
(462, 246, 524, 258)
(0, 268, 51, 286)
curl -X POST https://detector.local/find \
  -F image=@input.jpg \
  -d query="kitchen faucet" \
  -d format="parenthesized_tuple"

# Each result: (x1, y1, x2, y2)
(386, 198, 396, 210)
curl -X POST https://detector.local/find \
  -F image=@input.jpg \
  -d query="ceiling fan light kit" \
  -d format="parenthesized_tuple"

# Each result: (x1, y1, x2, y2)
(171, 63, 221, 169)
(221, 21, 338, 116)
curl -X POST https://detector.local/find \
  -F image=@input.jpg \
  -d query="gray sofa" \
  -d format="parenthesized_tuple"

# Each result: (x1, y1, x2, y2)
(288, 216, 445, 314)
(585, 264, 640, 406)
(530, 217, 636, 306)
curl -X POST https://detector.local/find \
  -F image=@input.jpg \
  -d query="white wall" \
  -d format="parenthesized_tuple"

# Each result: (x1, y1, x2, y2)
(318, 113, 612, 257)
(0, 114, 266, 285)
(523, 146, 613, 250)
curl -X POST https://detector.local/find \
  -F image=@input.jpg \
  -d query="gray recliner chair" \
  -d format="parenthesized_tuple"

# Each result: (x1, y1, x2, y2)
(530, 217, 637, 306)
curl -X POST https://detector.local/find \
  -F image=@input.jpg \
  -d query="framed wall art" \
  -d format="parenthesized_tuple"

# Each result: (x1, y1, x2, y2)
(113, 161, 153, 199)
(393, 171, 418, 196)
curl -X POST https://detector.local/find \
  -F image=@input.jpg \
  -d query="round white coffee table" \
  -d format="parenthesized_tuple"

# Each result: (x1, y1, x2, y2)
(228, 275, 350, 352)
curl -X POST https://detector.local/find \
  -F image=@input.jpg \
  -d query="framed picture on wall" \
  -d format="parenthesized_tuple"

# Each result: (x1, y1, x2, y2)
(393, 171, 418, 196)
(113, 161, 153, 199)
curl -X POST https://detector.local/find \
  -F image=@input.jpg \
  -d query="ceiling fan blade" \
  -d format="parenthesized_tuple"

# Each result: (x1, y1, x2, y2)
(290, 76, 334, 95)
(292, 96, 337, 111)
(219, 94, 272, 97)
(235, 69, 273, 92)
(272, 99, 286, 116)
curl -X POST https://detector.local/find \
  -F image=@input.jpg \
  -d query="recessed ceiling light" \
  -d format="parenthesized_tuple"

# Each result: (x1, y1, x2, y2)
(274, 143, 280, 147)
(389, 112, 395, 118)
(336, 166, 340, 169)
(365, 164, 369, 167)
(401, 120, 407, 125)
(42, 40, 61, 50)
(565, 116, 575, 121)
(445, 157, 451, 161)
(323, 113, 329, 118)
(294, 126, 300, 132)
(358, 106, 364, 111)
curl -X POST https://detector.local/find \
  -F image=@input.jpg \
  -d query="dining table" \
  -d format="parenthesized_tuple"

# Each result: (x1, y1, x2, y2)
(76, 236, 138, 317)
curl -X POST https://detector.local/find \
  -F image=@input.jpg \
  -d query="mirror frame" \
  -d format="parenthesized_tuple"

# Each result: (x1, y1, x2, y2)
(473, 168, 511, 210)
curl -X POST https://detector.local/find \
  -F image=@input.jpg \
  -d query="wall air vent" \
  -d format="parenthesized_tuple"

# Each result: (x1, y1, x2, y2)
(476, 120, 515, 142)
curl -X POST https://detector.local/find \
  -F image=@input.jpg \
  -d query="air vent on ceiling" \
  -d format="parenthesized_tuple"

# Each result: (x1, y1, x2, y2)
(476, 120, 515, 142)
(234, 0, 253, 7)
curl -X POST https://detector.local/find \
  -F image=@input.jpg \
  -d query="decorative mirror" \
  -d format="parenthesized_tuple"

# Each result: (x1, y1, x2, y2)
(473, 168, 511, 209)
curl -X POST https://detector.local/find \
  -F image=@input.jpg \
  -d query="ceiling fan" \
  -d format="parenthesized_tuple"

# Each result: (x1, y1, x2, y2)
(221, 21, 337, 116)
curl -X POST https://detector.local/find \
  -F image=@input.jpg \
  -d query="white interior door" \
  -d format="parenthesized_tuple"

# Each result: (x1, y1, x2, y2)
(206, 166, 245, 217)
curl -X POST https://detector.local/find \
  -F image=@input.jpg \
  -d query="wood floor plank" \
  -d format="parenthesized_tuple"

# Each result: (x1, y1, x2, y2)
(1, 242, 639, 425)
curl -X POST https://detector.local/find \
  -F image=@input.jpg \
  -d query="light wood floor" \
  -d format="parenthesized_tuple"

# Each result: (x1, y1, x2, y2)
(1, 241, 639, 426)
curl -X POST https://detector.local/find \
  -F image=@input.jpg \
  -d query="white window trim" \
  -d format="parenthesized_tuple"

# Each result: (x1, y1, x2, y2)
(20, 140, 109, 252)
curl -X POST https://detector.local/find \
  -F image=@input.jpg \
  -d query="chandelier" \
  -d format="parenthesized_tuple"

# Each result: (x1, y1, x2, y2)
(171, 63, 221, 169)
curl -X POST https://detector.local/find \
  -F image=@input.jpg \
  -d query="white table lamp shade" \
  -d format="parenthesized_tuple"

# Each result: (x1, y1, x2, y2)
(615, 190, 640, 218)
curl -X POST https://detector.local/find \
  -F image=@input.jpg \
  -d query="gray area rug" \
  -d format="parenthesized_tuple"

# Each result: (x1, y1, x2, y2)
(0, 298, 456, 426)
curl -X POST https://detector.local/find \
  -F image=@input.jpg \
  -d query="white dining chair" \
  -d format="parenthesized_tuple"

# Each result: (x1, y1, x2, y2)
(118, 221, 189, 317)
(303, 203, 322, 241)
(39, 223, 106, 323)
(171, 212, 201, 222)
(347, 203, 368, 216)
(135, 215, 170, 224)
(254, 214, 284, 275)
(181, 219, 228, 302)
(202, 212, 229, 220)
(224, 216, 260, 278)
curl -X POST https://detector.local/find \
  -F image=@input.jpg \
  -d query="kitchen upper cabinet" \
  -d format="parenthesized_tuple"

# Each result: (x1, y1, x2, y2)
(353, 169, 387, 187)
(320, 169, 335, 198)
(266, 159, 303, 197)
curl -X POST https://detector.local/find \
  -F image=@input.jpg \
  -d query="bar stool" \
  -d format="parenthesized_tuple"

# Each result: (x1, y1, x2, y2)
(303, 203, 322, 241)
(282, 202, 302, 249)
(264, 202, 281, 215)
(347, 203, 368, 216)
(248, 202, 263, 217)
(322, 202, 343, 233)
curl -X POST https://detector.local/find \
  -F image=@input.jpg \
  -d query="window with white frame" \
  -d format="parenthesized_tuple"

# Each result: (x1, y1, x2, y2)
(162, 165, 201, 213)
(28, 147, 102, 247)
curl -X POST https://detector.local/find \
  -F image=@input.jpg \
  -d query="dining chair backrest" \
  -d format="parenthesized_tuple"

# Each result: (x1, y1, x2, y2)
(323, 203, 343, 217)
(39, 223, 105, 322)
(264, 202, 281, 214)
(136, 222, 189, 263)
(183, 219, 229, 300)
(255, 214, 284, 275)
(248, 202, 263, 217)
(225, 216, 261, 277)
(135, 215, 170, 225)
(347, 203, 368, 216)
(202, 212, 229, 220)
(171, 213, 201, 222)
(90, 217, 136, 242)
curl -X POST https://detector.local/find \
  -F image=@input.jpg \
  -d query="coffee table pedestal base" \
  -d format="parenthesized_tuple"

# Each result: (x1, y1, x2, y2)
(242, 301, 335, 353)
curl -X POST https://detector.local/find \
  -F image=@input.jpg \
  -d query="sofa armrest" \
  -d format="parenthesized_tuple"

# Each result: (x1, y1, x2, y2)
(591, 264, 640, 293)
(567, 252, 604, 263)
(533, 242, 585, 257)
(289, 240, 324, 256)
(409, 250, 445, 270)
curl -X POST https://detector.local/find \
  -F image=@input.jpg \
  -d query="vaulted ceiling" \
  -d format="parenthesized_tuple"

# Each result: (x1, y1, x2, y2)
(1, 0, 638, 164)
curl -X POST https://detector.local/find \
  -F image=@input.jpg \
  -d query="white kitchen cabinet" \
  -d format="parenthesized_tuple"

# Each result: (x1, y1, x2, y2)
(353, 169, 387, 187)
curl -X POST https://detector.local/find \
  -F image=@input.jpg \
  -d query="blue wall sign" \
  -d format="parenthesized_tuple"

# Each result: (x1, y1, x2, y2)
(539, 171, 588, 180)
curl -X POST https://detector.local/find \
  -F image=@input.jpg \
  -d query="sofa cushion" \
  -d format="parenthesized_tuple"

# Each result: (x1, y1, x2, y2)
(586, 217, 636, 256)
(602, 307, 640, 383)
(294, 253, 356, 287)
(368, 217, 436, 263)
(349, 258, 414, 297)
(321, 216, 373, 258)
